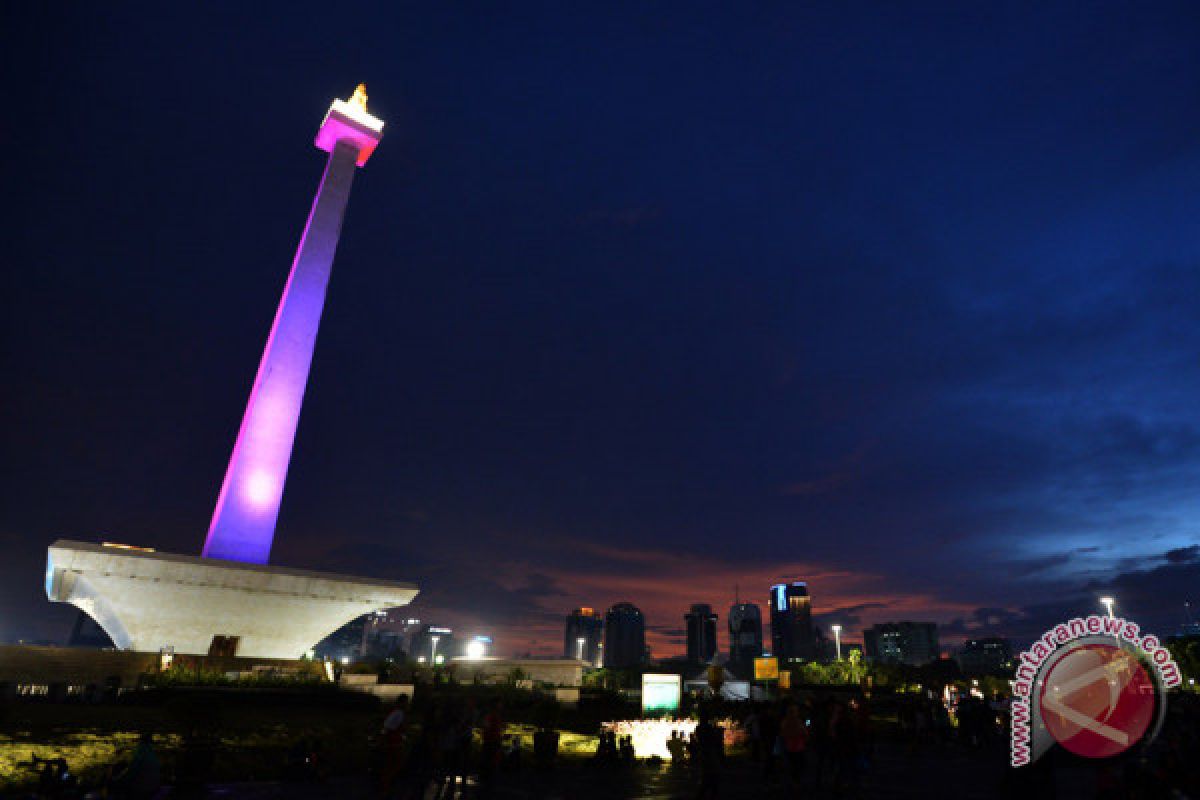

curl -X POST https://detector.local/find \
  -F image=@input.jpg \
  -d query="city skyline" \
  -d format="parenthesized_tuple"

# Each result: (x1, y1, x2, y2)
(4, 4, 1200, 659)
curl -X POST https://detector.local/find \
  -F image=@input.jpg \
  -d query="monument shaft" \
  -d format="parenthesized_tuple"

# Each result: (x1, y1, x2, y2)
(204, 90, 384, 564)
(203, 143, 357, 563)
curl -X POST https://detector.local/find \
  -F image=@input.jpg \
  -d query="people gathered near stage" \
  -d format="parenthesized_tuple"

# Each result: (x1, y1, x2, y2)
(362, 685, 1200, 799)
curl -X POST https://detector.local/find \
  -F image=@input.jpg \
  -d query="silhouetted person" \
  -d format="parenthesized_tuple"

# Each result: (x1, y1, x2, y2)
(830, 700, 860, 795)
(759, 705, 780, 782)
(33, 756, 74, 799)
(743, 708, 762, 761)
(811, 696, 834, 788)
(667, 730, 687, 765)
(405, 703, 439, 800)
(378, 696, 409, 797)
(479, 700, 505, 794)
(694, 709, 725, 799)
(594, 730, 617, 766)
(620, 733, 635, 763)
(502, 734, 522, 773)
(109, 732, 161, 800)
(779, 703, 809, 796)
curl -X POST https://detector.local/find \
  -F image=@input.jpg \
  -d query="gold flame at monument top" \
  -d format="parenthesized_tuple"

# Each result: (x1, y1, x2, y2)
(350, 83, 368, 112)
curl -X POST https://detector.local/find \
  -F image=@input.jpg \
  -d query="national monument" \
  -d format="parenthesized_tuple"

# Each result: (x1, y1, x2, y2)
(45, 86, 417, 659)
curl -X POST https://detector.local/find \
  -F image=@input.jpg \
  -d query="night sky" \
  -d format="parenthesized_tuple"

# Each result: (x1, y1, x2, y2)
(4, 4, 1200, 657)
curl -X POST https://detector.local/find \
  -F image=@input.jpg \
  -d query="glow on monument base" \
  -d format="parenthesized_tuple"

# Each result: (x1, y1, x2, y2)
(46, 540, 417, 659)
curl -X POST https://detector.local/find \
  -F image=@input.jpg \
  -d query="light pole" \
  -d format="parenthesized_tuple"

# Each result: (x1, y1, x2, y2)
(1100, 596, 1115, 619)
(430, 635, 440, 664)
(832, 625, 842, 661)
(576, 637, 587, 660)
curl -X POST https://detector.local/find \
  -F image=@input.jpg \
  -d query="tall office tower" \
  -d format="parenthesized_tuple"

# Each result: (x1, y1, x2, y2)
(728, 602, 763, 666)
(770, 582, 817, 663)
(603, 602, 646, 668)
(564, 607, 604, 664)
(863, 621, 939, 666)
(685, 603, 719, 664)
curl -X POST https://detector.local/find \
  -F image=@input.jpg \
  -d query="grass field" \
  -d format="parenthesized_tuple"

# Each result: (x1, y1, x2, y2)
(0, 696, 608, 792)
(0, 698, 382, 791)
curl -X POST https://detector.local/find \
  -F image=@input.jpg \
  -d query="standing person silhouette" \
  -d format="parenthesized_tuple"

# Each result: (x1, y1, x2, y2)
(694, 709, 725, 799)
(779, 703, 809, 796)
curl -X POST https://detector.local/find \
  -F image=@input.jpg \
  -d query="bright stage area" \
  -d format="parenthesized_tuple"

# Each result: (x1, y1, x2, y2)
(45, 540, 417, 659)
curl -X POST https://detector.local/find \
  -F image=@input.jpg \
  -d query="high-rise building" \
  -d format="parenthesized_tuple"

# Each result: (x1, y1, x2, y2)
(770, 582, 817, 662)
(315, 609, 393, 663)
(369, 630, 405, 660)
(603, 602, 646, 669)
(564, 607, 603, 664)
(412, 624, 454, 665)
(315, 614, 369, 663)
(728, 602, 763, 666)
(685, 604, 719, 664)
(956, 637, 1012, 674)
(863, 622, 939, 666)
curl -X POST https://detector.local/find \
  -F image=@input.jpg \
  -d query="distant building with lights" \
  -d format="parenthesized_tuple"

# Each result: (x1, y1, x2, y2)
(603, 602, 645, 669)
(314, 614, 369, 663)
(728, 602, 763, 667)
(370, 630, 405, 659)
(314, 609, 396, 663)
(863, 622, 939, 666)
(564, 607, 603, 664)
(956, 637, 1012, 675)
(412, 624, 454, 664)
(685, 604, 719, 664)
(1176, 622, 1200, 639)
(770, 582, 817, 663)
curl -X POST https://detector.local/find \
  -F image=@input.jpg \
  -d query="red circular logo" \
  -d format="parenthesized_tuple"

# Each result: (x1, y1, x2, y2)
(1039, 642, 1156, 759)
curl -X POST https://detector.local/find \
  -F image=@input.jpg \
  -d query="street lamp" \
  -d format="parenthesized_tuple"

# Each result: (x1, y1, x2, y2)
(430, 635, 441, 664)
(1100, 596, 1115, 619)
(576, 637, 587, 660)
(831, 625, 842, 661)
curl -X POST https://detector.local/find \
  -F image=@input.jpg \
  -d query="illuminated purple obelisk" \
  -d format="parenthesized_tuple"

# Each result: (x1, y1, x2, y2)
(47, 87, 415, 659)
(203, 86, 384, 564)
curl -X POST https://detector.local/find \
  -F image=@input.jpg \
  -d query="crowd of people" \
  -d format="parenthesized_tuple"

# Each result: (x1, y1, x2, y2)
(375, 695, 519, 799)
(739, 696, 873, 797)
(593, 730, 636, 765)
(17, 684, 1200, 798)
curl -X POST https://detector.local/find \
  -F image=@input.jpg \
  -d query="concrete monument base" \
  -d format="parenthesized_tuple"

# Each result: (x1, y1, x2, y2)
(46, 540, 418, 659)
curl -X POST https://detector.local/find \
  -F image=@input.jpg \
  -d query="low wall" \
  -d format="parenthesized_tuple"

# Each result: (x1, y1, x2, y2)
(0, 645, 157, 688)
(449, 658, 584, 687)
(0, 645, 313, 692)
(338, 674, 415, 702)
